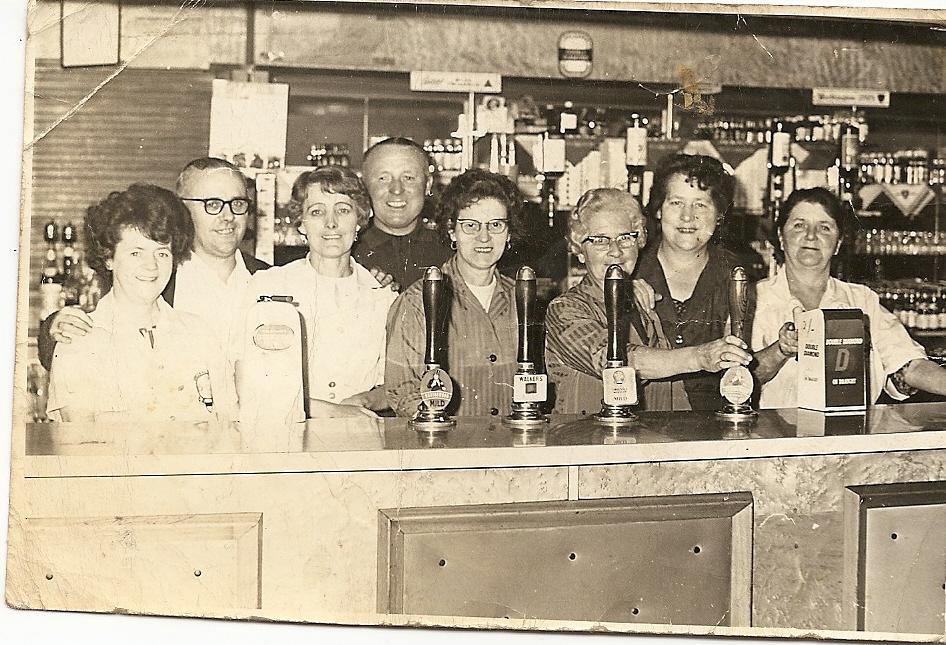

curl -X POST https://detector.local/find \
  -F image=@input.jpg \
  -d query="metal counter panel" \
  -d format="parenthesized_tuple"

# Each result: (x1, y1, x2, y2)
(379, 493, 753, 626)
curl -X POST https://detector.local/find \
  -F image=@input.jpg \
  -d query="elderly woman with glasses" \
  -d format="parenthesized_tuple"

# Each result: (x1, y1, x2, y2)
(545, 188, 752, 413)
(239, 166, 397, 418)
(385, 168, 525, 418)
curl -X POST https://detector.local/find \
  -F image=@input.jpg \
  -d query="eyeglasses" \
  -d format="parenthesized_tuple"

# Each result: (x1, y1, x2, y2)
(581, 232, 640, 249)
(181, 197, 252, 216)
(456, 219, 509, 235)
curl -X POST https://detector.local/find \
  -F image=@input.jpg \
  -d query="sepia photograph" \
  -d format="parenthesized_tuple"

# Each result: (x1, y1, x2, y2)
(3, 1, 946, 643)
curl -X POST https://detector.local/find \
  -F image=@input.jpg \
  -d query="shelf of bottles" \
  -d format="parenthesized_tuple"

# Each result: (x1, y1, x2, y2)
(871, 280, 946, 337)
(855, 230, 946, 256)
(695, 113, 870, 147)
(443, 104, 882, 215)
(38, 221, 104, 323)
(858, 151, 946, 187)
(305, 144, 352, 168)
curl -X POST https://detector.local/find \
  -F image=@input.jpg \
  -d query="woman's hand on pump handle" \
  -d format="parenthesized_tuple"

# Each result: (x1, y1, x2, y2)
(695, 335, 753, 373)
(777, 321, 799, 359)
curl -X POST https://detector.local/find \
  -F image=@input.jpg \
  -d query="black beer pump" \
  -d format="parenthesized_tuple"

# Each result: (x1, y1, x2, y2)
(716, 266, 757, 421)
(505, 266, 549, 427)
(410, 267, 456, 432)
(595, 264, 638, 424)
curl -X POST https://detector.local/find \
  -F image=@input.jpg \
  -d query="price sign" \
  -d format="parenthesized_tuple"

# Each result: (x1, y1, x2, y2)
(410, 71, 502, 94)
(812, 88, 890, 108)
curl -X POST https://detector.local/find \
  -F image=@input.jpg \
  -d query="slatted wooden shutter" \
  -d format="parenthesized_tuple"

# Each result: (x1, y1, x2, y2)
(27, 60, 214, 329)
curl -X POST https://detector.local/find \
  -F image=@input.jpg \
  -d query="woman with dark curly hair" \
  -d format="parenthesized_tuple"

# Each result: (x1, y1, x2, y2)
(239, 166, 396, 418)
(46, 184, 234, 422)
(385, 168, 525, 417)
(633, 153, 752, 410)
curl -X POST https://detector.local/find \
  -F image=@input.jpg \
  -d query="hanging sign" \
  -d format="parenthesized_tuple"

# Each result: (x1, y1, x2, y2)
(884, 184, 935, 218)
(410, 71, 502, 94)
(812, 88, 890, 108)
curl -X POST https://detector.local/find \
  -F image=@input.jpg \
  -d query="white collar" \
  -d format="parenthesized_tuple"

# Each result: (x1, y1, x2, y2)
(179, 250, 250, 284)
(90, 291, 175, 333)
(300, 254, 382, 288)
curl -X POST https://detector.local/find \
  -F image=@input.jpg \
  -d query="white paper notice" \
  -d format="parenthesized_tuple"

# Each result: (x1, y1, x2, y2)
(209, 79, 289, 166)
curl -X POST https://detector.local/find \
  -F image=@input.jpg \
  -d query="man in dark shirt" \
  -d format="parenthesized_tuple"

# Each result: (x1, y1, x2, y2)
(352, 137, 451, 289)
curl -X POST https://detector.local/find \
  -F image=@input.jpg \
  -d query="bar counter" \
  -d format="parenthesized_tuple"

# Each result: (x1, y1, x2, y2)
(8, 404, 946, 640)
(19, 403, 946, 476)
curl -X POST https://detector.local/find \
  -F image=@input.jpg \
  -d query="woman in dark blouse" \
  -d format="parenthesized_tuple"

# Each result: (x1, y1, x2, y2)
(634, 153, 747, 410)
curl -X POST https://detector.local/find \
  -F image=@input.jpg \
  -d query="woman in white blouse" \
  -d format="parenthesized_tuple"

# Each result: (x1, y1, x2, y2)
(752, 187, 946, 408)
(47, 184, 234, 422)
(241, 167, 396, 418)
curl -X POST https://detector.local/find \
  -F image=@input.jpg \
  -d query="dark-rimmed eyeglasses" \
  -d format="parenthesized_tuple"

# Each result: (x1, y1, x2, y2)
(181, 197, 252, 216)
(456, 219, 509, 235)
(581, 232, 640, 249)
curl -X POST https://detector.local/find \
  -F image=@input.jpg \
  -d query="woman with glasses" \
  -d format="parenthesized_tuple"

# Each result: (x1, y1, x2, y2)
(385, 168, 524, 417)
(633, 153, 753, 410)
(46, 184, 235, 422)
(238, 166, 396, 418)
(545, 188, 751, 413)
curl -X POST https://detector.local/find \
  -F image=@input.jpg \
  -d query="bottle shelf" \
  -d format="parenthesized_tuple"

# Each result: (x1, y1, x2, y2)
(909, 329, 946, 338)
(855, 252, 944, 257)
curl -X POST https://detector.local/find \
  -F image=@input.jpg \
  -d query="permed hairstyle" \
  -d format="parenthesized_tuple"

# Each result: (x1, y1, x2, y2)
(174, 157, 246, 195)
(567, 188, 648, 255)
(773, 187, 857, 263)
(287, 166, 372, 228)
(436, 168, 525, 243)
(645, 153, 735, 223)
(85, 183, 194, 279)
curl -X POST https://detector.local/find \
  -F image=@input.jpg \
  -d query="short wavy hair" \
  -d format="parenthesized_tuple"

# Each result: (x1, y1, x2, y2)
(773, 187, 858, 263)
(85, 183, 194, 279)
(567, 188, 647, 255)
(287, 166, 372, 228)
(436, 168, 525, 242)
(362, 137, 433, 177)
(646, 153, 735, 223)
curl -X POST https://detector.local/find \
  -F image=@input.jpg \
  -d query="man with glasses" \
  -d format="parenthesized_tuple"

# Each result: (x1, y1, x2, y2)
(544, 188, 750, 413)
(38, 157, 269, 369)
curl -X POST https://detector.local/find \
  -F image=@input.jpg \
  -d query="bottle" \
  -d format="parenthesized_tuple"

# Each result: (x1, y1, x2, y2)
(765, 119, 792, 221)
(838, 124, 860, 206)
(929, 290, 941, 331)
(937, 289, 946, 329)
(916, 290, 930, 330)
(39, 220, 62, 320)
(905, 291, 918, 329)
(625, 113, 647, 199)
(60, 222, 80, 307)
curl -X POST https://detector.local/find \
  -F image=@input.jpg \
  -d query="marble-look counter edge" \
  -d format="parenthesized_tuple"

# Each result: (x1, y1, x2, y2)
(21, 429, 946, 479)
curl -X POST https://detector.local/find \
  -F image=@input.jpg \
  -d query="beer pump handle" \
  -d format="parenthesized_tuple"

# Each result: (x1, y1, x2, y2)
(422, 266, 443, 367)
(515, 266, 536, 365)
(728, 266, 749, 344)
(604, 265, 628, 364)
